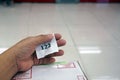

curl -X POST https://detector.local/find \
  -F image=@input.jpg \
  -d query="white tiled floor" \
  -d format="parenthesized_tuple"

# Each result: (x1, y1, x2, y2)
(0, 3, 120, 80)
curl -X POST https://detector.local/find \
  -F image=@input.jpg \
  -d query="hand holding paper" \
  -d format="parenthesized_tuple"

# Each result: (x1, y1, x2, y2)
(11, 33, 66, 71)
(0, 33, 66, 80)
(36, 34, 59, 59)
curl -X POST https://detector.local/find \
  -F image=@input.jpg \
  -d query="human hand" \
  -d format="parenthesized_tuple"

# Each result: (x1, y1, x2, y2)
(11, 33, 66, 72)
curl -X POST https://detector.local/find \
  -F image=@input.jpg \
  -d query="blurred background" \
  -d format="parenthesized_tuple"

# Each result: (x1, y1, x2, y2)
(0, 0, 120, 80)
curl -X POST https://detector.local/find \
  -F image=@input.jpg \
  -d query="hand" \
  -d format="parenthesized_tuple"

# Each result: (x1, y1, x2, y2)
(12, 33, 66, 72)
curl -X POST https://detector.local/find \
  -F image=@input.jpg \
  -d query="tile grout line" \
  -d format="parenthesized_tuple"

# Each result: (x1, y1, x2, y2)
(56, 5, 88, 79)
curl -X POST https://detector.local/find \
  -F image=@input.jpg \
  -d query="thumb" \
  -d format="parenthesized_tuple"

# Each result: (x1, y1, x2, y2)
(34, 34, 53, 46)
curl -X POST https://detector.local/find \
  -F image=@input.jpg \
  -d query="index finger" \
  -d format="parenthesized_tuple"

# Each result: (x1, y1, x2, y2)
(54, 33, 62, 40)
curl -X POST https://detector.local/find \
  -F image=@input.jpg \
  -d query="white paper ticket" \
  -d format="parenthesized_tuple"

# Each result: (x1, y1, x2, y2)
(36, 34, 58, 59)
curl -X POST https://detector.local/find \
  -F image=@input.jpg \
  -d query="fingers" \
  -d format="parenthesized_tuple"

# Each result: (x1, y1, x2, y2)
(45, 50, 64, 58)
(34, 34, 53, 45)
(32, 33, 66, 65)
(34, 33, 65, 46)
(33, 50, 64, 65)
(57, 39, 66, 47)
(54, 33, 66, 47)
(54, 33, 62, 40)
(33, 57, 55, 65)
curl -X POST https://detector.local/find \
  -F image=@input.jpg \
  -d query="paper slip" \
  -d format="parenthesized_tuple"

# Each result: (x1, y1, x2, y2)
(36, 34, 58, 59)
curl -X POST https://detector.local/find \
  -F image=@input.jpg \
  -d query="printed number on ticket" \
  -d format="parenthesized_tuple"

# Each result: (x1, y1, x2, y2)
(36, 34, 58, 59)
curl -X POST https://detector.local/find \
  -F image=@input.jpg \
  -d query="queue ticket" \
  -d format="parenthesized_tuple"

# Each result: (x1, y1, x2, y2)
(36, 34, 58, 59)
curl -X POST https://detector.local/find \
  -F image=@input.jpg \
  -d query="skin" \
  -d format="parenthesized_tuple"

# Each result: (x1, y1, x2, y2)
(0, 33, 66, 80)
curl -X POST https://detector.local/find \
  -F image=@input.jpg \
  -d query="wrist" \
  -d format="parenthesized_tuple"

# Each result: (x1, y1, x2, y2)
(3, 48, 19, 72)
(0, 48, 18, 80)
